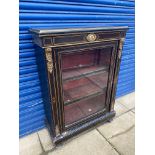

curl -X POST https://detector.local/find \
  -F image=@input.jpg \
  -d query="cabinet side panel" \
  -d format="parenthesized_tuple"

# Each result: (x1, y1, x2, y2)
(35, 45, 55, 135)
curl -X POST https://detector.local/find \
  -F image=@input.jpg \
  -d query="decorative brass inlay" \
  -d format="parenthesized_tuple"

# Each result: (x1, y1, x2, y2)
(52, 97, 56, 104)
(86, 34, 97, 42)
(55, 125, 60, 135)
(45, 48, 53, 73)
(111, 101, 115, 110)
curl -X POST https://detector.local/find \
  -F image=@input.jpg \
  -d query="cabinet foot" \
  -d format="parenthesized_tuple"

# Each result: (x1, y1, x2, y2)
(107, 118, 113, 123)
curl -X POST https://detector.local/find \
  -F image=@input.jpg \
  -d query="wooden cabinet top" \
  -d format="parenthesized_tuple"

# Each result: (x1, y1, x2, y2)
(30, 26, 128, 35)
(30, 26, 128, 48)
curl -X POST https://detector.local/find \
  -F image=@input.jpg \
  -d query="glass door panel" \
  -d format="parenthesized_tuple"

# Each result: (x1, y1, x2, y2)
(61, 47, 112, 126)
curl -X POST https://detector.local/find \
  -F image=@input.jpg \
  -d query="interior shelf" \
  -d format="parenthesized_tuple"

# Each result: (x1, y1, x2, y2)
(64, 93, 106, 125)
(62, 65, 109, 82)
(63, 70, 109, 106)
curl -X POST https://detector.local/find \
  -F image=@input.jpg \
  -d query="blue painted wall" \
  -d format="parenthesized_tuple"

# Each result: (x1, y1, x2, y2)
(19, 0, 135, 137)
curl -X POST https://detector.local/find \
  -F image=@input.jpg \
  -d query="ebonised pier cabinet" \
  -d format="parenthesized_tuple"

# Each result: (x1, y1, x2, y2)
(30, 27, 128, 144)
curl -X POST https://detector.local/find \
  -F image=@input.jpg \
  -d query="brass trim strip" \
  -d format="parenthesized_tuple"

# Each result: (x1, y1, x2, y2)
(110, 38, 125, 111)
(42, 38, 121, 48)
(118, 38, 125, 59)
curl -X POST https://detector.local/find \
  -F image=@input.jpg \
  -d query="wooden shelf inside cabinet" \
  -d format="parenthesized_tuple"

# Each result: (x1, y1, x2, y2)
(62, 65, 109, 82)
(64, 93, 107, 125)
(63, 69, 109, 106)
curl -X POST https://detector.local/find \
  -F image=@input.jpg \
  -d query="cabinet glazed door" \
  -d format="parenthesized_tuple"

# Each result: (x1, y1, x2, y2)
(55, 42, 118, 130)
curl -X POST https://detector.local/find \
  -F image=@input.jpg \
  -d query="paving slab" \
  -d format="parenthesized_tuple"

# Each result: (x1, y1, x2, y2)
(19, 132, 42, 155)
(109, 127, 135, 155)
(38, 128, 54, 152)
(114, 101, 129, 117)
(116, 92, 135, 110)
(47, 129, 119, 155)
(97, 111, 135, 139)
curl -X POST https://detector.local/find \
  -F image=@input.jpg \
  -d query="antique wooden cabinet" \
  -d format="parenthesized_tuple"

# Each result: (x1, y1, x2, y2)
(30, 27, 128, 144)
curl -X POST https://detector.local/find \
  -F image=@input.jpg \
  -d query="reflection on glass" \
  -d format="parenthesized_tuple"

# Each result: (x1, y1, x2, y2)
(61, 48, 112, 125)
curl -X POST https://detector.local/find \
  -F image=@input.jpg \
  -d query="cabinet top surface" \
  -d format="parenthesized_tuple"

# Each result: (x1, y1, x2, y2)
(30, 26, 129, 35)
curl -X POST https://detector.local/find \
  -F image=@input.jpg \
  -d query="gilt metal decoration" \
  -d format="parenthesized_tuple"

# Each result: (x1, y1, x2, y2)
(45, 48, 53, 73)
(86, 34, 97, 42)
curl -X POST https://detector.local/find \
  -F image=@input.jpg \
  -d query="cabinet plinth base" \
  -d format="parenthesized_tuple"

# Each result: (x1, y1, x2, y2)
(51, 111, 115, 144)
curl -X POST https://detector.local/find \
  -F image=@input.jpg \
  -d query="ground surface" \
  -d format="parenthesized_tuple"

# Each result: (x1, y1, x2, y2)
(19, 92, 135, 155)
